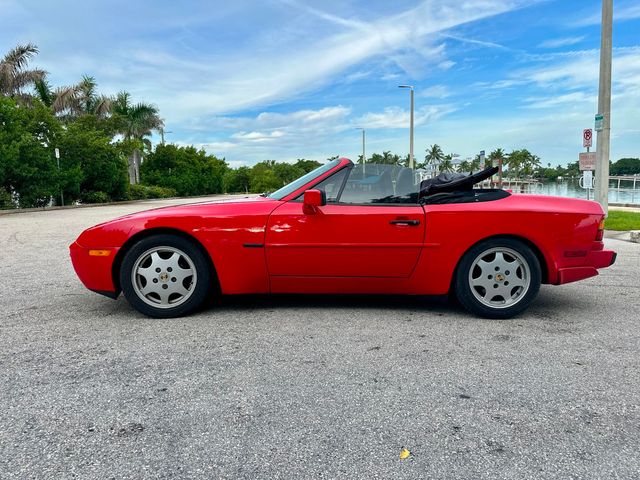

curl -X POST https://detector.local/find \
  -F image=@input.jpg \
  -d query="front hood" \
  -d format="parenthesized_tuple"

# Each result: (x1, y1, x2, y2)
(75, 195, 282, 247)
(105, 194, 276, 223)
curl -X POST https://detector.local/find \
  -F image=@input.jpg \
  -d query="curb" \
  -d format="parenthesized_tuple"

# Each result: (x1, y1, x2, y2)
(604, 230, 640, 244)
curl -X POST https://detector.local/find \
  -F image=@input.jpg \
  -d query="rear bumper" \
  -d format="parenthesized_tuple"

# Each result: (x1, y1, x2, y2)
(556, 249, 616, 285)
(69, 241, 120, 297)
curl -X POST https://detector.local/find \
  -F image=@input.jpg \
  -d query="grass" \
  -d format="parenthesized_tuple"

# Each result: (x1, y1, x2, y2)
(605, 210, 640, 231)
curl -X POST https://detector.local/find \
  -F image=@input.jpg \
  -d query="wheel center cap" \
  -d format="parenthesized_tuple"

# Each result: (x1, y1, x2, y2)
(159, 272, 169, 282)
(496, 274, 505, 282)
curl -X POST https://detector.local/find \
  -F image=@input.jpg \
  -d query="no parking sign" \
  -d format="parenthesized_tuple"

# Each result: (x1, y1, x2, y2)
(583, 129, 592, 148)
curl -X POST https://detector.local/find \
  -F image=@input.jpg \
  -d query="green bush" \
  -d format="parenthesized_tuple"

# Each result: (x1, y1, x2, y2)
(145, 185, 177, 199)
(0, 188, 14, 209)
(0, 97, 61, 208)
(141, 144, 227, 196)
(57, 122, 129, 203)
(127, 184, 176, 200)
(127, 184, 149, 200)
(81, 191, 110, 204)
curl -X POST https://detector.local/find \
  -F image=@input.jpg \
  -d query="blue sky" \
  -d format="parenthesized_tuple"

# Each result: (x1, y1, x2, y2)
(2, 0, 639, 167)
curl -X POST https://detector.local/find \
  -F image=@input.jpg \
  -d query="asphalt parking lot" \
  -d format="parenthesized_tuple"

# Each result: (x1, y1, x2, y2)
(1, 197, 639, 479)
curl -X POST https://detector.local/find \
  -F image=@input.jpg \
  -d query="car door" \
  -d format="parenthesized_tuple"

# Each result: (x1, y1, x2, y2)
(265, 164, 425, 279)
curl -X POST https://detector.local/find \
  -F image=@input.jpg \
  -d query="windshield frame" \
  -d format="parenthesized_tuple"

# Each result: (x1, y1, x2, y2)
(267, 158, 349, 200)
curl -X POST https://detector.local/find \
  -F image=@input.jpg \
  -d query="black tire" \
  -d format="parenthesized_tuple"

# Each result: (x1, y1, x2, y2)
(119, 234, 212, 318)
(454, 238, 541, 319)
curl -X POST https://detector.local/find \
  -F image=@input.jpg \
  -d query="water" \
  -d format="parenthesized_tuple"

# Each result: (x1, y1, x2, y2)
(523, 179, 640, 205)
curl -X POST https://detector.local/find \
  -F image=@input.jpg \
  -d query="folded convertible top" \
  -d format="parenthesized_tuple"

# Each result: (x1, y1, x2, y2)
(420, 166, 499, 196)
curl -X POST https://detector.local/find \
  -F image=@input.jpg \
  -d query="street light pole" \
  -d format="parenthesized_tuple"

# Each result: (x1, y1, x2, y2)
(398, 85, 414, 169)
(594, 0, 613, 213)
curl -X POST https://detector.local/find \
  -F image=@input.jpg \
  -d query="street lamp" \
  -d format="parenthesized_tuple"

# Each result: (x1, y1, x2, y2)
(355, 127, 366, 176)
(398, 85, 414, 169)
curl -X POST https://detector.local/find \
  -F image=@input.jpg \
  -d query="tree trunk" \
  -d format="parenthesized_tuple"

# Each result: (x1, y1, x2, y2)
(128, 149, 141, 185)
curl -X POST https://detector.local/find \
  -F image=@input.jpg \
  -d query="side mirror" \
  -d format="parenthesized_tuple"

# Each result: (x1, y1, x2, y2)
(302, 189, 326, 214)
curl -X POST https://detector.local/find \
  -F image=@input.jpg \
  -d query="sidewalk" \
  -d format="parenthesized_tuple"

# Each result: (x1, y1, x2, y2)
(610, 205, 640, 213)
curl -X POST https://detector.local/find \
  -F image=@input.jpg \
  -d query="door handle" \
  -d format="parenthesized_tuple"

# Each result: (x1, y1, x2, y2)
(389, 219, 420, 226)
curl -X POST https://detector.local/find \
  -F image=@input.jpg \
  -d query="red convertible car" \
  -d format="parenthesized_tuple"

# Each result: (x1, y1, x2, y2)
(70, 158, 616, 319)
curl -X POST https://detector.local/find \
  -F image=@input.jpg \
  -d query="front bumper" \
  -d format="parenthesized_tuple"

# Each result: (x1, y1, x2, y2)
(69, 241, 120, 297)
(556, 249, 616, 285)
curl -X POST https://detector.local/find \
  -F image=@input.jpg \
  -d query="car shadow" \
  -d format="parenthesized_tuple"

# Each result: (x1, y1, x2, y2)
(210, 293, 458, 314)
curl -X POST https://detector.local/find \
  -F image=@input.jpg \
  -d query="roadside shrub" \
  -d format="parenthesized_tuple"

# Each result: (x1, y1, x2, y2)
(127, 184, 176, 200)
(81, 191, 110, 204)
(145, 185, 177, 199)
(0, 188, 15, 209)
(141, 144, 227, 196)
(127, 184, 148, 200)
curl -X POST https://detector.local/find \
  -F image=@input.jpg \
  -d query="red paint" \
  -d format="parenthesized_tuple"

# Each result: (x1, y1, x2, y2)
(69, 159, 616, 301)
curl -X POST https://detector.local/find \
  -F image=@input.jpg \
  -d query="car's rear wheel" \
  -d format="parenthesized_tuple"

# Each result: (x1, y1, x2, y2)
(455, 238, 541, 319)
(120, 234, 211, 318)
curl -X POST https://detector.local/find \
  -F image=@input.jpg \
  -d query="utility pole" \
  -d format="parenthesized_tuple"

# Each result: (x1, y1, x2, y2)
(160, 127, 172, 145)
(594, 0, 613, 213)
(398, 85, 414, 169)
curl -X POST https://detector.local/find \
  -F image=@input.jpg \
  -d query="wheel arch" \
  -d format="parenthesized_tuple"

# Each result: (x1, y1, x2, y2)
(449, 234, 550, 294)
(112, 227, 220, 295)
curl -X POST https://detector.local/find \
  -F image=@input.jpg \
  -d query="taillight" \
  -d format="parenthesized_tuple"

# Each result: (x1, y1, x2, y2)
(595, 218, 605, 241)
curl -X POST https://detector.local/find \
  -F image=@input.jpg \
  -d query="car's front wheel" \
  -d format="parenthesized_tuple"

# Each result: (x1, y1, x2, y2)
(455, 238, 541, 319)
(120, 234, 211, 318)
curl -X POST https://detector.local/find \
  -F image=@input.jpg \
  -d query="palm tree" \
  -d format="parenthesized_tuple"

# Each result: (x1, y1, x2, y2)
(424, 144, 444, 171)
(488, 148, 506, 167)
(457, 160, 472, 173)
(72, 76, 111, 117)
(111, 91, 163, 184)
(470, 155, 482, 171)
(505, 149, 539, 178)
(439, 154, 455, 173)
(0, 43, 46, 99)
(34, 75, 111, 120)
(488, 148, 506, 185)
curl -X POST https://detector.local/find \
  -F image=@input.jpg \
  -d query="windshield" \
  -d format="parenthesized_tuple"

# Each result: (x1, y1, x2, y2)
(267, 159, 343, 200)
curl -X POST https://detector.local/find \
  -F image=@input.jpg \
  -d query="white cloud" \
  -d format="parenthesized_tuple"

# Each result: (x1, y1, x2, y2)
(538, 36, 585, 49)
(438, 60, 457, 71)
(356, 105, 457, 129)
(420, 85, 452, 99)
(523, 91, 595, 109)
(202, 141, 237, 151)
(380, 72, 401, 81)
(275, 0, 369, 30)
(440, 33, 509, 50)
(153, 0, 537, 118)
(194, 106, 354, 162)
(231, 130, 286, 142)
(572, 3, 640, 27)
(425, 47, 640, 165)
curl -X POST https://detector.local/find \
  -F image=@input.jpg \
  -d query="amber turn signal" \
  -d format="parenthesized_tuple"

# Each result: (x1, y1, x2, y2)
(88, 249, 112, 257)
(595, 219, 605, 241)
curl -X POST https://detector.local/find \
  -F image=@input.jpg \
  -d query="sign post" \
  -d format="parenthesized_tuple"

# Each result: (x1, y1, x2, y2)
(583, 129, 592, 151)
(479, 150, 485, 170)
(579, 130, 596, 199)
(54, 148, 64, 206)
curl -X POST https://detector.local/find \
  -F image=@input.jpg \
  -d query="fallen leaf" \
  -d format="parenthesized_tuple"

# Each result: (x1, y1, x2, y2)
(399, 448, 410, 459)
